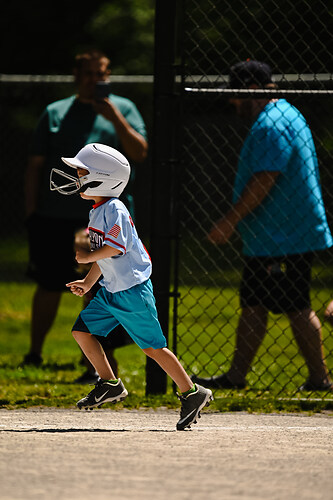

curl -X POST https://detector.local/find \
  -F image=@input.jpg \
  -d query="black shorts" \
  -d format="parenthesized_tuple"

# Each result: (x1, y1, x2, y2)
(26, 214, 88, 292)
(240, 253, 314, 314)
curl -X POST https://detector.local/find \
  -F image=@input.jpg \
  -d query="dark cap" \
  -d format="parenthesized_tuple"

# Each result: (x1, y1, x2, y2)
(228, 60, 273, 89)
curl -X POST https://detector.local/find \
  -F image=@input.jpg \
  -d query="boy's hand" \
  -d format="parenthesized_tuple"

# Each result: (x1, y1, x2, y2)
(75, 248, 91, 264)
(66, 280, 91, 296)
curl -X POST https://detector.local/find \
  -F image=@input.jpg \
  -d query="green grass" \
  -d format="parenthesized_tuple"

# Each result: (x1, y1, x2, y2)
(0, 237, 332, 413)
(0, 282, 181, 409)
(0, 281, 332, 413)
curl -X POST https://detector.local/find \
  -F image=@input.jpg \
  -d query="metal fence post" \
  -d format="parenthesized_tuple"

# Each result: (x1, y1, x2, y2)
(146, 0, 180, 394)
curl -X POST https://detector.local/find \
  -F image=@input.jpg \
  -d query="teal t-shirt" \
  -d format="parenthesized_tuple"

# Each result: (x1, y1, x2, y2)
(31, 94, 147, 220)
(233, 99, 332, 256)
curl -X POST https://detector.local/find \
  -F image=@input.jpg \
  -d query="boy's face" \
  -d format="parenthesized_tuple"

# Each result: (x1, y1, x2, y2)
(76, 167, 107, 203)
(77, 167, 91, 199)
(77, 167, 89, 178)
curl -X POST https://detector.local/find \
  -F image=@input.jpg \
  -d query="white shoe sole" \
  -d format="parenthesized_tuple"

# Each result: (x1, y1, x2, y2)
(77, 388, 128, 410)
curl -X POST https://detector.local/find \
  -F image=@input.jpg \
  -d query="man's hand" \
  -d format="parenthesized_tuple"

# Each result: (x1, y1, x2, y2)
(93, 97, 148, 163)
(93, 98, 116, 122)
(208, 216, 237, 245)
(208, 171, 280, 245)
(66, 279, 91, 297)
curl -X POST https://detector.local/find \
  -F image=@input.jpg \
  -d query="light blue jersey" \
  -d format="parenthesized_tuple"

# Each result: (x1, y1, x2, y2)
(233, 99, 332, 256)
(89, 197, 151, 292)
(73, 197, 166, 348)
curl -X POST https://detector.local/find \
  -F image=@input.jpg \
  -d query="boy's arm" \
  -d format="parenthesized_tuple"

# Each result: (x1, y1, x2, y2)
(75, 244, 121, 264)
(66, 262, 101, 297)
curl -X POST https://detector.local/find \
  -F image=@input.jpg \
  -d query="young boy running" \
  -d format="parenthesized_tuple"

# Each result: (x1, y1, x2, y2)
(50, 143, 212, 430)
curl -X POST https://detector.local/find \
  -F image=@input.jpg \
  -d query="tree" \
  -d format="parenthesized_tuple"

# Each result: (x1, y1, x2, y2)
(1, 0, 155, 74)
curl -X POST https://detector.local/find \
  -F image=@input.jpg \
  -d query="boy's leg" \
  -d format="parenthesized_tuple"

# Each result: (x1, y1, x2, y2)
(103, 281, 212, 428)
(73, 330, 128, 409)
(75, 283, 127, 383)
(72, 330, 116, 381)
(79, 348, 118, 372)
(143, 347, 213, 430)
(143, 347, 192, 392)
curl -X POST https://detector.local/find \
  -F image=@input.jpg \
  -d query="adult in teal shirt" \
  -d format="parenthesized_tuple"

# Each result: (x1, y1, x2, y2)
(193, 60, 332, 393)
(233, 98, 332, 257)
(23, 49, 148, 371)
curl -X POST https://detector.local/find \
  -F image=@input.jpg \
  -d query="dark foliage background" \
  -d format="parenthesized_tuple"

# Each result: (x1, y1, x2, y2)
(1, 1, 155, 75)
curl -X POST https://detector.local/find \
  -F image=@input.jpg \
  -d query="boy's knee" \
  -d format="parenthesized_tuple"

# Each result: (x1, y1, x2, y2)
(72, 330, 79, 341)
(143, 347, 163, 358)
(72, 330, 90, 341)
(142, 347, 154, 357)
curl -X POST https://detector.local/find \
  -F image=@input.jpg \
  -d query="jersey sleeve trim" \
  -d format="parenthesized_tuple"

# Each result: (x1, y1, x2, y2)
(142, 243, 151, 262)
(105, 237, 126, 254)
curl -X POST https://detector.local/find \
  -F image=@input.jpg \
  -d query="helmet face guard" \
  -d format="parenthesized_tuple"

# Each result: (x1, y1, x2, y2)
(50, 168, 84, 195)
(49, 143, 130, 197)
(50, 169, 104, 196)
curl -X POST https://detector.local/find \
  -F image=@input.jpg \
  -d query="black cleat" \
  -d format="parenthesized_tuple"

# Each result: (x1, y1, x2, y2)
(176, 384, 213, 431)
(77, 378, 128, 410)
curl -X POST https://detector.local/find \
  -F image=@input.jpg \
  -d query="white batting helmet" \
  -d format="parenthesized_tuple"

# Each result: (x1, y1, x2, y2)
(50, 143, 130, 197)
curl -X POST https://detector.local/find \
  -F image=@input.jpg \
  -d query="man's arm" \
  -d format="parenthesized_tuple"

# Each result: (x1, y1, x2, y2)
(24, 155, 45, 218)
(208, 171, 280, 245)
(94, 99, 148, 163)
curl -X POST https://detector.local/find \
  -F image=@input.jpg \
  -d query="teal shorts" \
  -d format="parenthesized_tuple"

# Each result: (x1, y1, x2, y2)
(72, 279, 167, 350)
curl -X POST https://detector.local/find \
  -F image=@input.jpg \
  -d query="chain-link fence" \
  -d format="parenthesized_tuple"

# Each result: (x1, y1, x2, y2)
(170, 0, 333, 402)
(1, 1, 333, 403)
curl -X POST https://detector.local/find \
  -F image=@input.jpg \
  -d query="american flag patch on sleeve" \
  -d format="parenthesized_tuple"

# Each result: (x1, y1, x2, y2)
(107, 224, 121, 238)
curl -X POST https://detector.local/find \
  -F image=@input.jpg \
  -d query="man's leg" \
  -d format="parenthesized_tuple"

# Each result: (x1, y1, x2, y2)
(26, 286, 62, 360)
(227, 305, 268, 385)
(288, 308, 330, 385)
(192, 305, 269, 389)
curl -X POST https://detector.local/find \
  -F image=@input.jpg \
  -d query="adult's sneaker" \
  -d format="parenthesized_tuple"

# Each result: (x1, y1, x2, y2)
(191, 373, 246, 389)
(21, 353, 43, 367)
(176, 384, 213, 431)
(74, 370, 99, 385)
(77, 378, 128, 410)
(298, 379, 333, 392)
